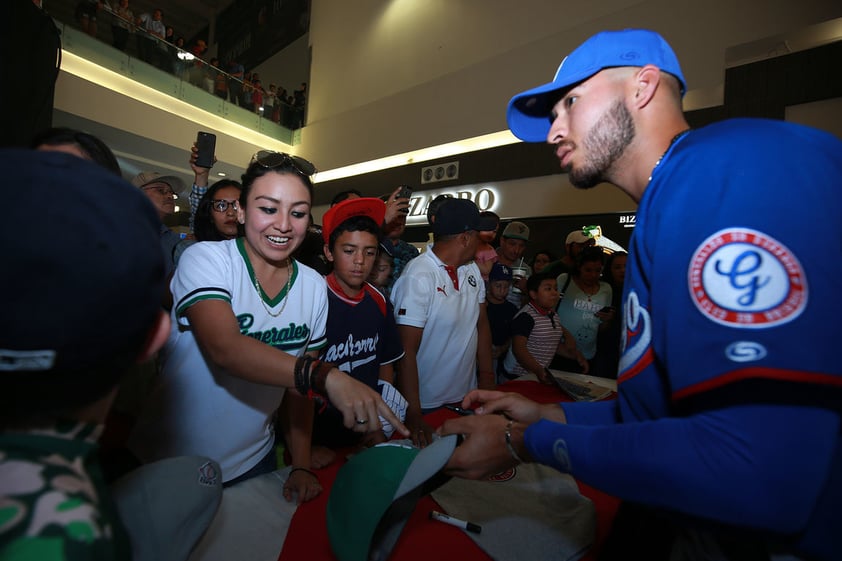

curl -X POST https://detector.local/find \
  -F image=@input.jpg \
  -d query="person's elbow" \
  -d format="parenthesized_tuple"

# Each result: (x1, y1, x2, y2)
(197, 334, 242, 371)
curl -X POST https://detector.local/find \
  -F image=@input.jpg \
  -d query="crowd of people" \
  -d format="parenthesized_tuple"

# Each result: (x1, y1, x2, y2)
(2, 25, 840, 561)
(72, 1, 308, 128)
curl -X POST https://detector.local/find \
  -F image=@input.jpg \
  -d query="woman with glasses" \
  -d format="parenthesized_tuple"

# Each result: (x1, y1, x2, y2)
(174, 144, 243, 268)
(194, 180, 243, 241)
(129, 151, 407, 503)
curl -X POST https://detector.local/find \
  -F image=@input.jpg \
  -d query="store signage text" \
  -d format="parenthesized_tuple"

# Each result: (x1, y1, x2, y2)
(406, 187, 498, 224)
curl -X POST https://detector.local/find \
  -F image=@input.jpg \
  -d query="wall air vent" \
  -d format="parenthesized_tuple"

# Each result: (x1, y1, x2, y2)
(420, 161, 459, 184)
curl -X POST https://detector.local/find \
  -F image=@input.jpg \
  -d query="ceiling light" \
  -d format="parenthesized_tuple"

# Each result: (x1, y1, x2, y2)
(312, 130, 520, 184)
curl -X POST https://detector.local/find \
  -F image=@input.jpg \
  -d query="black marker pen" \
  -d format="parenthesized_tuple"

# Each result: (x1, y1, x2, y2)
(429, 510, 482, 534)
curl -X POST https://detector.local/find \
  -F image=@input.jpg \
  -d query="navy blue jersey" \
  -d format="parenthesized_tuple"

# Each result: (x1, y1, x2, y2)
(321, 276, 404, 390)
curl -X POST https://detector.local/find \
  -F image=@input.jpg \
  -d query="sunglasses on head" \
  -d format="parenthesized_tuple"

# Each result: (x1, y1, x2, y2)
(250, 150, 316, 177)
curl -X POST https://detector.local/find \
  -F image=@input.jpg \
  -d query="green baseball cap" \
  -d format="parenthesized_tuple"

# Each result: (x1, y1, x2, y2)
(327, 435, 458, 561)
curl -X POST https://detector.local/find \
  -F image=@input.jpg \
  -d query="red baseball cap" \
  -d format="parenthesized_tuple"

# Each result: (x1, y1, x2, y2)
(322, 197, 386, 244)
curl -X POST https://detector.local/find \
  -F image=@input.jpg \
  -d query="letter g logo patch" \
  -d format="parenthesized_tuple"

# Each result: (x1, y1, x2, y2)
(688, 228, 807, 328)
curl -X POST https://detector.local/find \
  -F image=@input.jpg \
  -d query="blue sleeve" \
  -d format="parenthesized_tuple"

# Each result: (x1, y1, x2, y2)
(560, 399, 619, 426)
(524, 403, 839, 534)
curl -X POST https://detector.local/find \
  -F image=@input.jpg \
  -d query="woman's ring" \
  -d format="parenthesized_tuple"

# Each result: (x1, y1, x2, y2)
(356, 418, 368, 425)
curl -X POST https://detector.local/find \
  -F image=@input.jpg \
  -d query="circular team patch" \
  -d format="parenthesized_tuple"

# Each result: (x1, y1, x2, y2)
(488, 468, 516, 482)
(688, 228, 807, 328)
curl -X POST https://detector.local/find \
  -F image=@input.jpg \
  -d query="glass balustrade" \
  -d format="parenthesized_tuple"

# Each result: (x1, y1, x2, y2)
(52, 9, 300, 145)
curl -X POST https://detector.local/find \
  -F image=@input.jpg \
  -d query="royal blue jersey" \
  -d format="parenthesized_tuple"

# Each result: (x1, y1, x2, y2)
(525, 119, 842, 560)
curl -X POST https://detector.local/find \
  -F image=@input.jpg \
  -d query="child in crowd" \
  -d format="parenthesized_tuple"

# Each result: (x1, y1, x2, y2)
(475, 210, 500, 280)
(485, 262, 519, 383)
(308, 198, 406, 459)
(368, 239, 394, 296)
(502, 272, 588, 383)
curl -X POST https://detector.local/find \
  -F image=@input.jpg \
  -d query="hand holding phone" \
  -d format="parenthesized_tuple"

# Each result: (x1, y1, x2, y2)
(396, 185, 412, 213)
(195, 131, 217, 169)
(397, 185, 412, 200)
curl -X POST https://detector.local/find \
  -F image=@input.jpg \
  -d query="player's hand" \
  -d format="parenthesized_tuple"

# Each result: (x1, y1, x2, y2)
(282, 468, 322, 504)
(461, 389, 565, 425)
(438, 414, 519, 479)
(324, 369, 409, 437)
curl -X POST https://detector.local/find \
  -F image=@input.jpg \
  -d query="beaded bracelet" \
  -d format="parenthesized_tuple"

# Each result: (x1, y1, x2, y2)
(504, 419, 524, 464)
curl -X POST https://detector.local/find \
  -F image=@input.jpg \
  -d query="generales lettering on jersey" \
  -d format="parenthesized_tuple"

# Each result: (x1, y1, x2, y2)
(237, 314, 311, 347)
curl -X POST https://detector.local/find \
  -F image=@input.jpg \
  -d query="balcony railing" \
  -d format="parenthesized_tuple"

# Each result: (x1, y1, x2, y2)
(54, 15, 300, 145)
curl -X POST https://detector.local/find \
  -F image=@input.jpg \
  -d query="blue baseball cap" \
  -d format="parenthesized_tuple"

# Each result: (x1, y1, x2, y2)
(507, 29, 686, 142)
(489, 262, 513, 282)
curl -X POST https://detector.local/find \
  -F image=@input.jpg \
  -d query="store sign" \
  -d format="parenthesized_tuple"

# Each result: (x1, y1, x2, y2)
(619, 214, 636, 228)
(406, 187, 499, 224)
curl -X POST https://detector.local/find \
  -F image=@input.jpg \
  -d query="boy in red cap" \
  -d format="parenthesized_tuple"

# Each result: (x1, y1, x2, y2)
(291, 198, 406, 470)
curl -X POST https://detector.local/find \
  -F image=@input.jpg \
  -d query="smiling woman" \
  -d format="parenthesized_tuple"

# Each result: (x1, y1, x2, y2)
(128, 151, 407, 507)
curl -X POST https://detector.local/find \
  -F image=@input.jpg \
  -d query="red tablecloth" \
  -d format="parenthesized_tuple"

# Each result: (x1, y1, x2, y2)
(277, 380, 619, 561)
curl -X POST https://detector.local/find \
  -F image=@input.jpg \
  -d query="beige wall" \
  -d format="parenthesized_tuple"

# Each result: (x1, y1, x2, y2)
(299, 0, 842, 169)
(52, 0, 842, 202)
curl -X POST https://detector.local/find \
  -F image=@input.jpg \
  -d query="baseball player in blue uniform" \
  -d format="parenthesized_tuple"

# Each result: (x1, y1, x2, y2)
(440, 29, 841, 561)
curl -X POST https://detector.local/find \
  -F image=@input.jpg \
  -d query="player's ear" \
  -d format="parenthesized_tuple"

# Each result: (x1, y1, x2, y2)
(323, 243, 334, 263)
(137, 310, 171, 363)
(631, 64, 660, 108)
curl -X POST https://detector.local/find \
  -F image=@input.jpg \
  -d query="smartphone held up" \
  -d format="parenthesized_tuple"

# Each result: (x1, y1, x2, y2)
(396, 185, 412, 213)
(195, 131, 217, 168)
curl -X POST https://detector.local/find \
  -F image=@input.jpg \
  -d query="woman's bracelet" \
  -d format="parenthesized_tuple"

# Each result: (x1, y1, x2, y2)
(504, 419, 525, 464)
(289, 467, 318, 480)
(294, 355, 313, 395)
(310, 359, 333, 395)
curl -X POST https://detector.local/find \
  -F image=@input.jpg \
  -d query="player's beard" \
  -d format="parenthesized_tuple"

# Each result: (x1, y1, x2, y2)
(564, 99, 636, 189)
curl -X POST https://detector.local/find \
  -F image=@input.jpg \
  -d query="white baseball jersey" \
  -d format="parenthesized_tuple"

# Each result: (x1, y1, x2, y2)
(129, 238, 328, 482)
